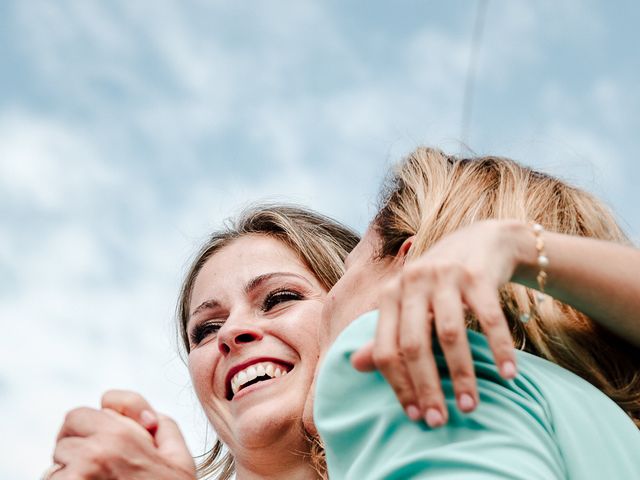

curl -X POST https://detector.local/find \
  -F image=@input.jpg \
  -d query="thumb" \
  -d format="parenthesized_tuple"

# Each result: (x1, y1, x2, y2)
(351, 340, 376, 372)
(156, 413, 196, 473)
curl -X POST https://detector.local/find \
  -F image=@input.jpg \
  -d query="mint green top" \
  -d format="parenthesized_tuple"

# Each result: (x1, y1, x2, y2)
(315, 311, 640, 479)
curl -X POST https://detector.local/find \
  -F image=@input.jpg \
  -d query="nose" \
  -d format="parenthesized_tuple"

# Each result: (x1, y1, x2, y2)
(217, 317, 263, 355)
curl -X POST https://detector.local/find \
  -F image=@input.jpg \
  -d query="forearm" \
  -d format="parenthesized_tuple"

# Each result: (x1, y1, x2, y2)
(511, 222, 640, 347)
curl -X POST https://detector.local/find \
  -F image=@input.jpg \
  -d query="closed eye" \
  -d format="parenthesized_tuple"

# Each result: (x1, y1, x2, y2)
(190, 321, 224, 347)
(261, 289, 303, 312)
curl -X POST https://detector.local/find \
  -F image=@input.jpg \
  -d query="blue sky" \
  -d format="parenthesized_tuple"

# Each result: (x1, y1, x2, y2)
(1, 1, 639, 478)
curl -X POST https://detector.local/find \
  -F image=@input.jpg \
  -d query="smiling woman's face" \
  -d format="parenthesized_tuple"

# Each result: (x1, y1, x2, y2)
(186, 234, 326, 461)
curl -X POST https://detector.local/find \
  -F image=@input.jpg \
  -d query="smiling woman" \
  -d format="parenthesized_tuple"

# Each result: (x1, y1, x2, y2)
(186, 236, 326, 478)
(176, 205, 360, 479)
(44, 204, 359, 480)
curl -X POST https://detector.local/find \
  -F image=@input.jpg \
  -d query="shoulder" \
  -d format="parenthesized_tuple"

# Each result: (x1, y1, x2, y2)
(315, 310, 640, 479)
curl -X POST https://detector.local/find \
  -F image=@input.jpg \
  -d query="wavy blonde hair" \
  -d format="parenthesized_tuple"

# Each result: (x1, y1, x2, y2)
(177, 204, 359, 479)
(373, 146, 640, 427)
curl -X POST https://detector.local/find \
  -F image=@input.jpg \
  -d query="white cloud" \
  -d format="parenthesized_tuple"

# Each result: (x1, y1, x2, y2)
(0, 112, 119, 211)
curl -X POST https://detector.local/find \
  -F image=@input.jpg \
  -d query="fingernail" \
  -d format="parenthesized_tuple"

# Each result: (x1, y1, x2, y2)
(501, 361, 517, 379)
(425, 408, 445, 428)
(405, 404, 421, 421)
(140, 410, 158, 431)
(458, 393, 476, 412)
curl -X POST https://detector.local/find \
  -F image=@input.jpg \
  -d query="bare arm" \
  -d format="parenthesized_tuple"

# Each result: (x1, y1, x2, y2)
(512, 223, 640, 347)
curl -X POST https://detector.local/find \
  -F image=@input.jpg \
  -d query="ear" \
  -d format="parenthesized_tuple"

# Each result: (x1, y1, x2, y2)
(396, 235, 415, 264)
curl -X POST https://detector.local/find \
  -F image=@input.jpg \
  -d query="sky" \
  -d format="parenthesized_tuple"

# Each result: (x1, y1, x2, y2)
(1, 1, 639, 478)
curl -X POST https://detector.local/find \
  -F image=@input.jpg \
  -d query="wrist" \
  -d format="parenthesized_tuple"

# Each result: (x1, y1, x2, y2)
(506, 220, 539, 286)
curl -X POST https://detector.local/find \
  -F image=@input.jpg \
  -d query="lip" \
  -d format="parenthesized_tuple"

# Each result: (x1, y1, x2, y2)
(224, 357, 294, 400)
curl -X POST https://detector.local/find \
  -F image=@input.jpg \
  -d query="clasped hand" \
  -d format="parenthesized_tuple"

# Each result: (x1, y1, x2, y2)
(352, 220, 525, 427)
(49, 390, 195, 479)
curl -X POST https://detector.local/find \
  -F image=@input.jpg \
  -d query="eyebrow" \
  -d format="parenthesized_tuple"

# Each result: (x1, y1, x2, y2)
(243, 272, 312, 295)
(189, 272, 312, 321)
(191, 299, 221, 318)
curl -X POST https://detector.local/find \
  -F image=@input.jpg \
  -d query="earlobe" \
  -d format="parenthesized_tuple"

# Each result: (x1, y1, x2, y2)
(397, 236, 415, 263)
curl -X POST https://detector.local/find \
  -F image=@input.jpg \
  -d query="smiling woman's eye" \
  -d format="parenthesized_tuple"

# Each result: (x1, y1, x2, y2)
(190, 321, 223, 346)
(261, 288, 303, 312)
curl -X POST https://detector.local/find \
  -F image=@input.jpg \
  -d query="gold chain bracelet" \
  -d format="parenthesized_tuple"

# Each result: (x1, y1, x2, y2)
(520, 222, 549, 323)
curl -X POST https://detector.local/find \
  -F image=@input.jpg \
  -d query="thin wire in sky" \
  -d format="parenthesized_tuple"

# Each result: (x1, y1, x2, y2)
(460, 0, 489, 150)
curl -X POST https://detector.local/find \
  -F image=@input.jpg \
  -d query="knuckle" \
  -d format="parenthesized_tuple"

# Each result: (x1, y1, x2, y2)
(481, 310, 504, 329)
(85, 439, 106, 461)
(414, 380, 439, 400)
(96, 437, 127, 465)
(402, 264, 424, 284)
(433, 260, 477, 284)
(399, 339, 423, 361)
(101, 388, 124, 404)
(373, 349, 398, 370)
(438, 322, 462, 346)
(493, 343, 515, 361)
(395, 387, 416, 406)
(460, 266, 478, 285)
(64, 406, 89, 424)
(110, 423, 133, 442)
(101, 389, 117, 401)
(70, 440, 112, 474)
(416, 388, 444, 410)
(449, 365, 475, 384)
(102, 389, 141, 409)
(433, 260, 458, 278)
(91, 455, 112, 475)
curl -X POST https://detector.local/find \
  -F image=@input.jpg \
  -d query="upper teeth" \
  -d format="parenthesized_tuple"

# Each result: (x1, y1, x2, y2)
(231, 361, 288, 396)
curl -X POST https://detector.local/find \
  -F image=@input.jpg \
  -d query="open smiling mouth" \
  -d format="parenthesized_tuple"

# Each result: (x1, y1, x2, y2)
(226, 360, 294, 400)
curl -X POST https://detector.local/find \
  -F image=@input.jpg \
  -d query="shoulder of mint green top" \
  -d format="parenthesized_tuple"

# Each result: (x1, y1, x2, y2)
(314, 310, 640, 480)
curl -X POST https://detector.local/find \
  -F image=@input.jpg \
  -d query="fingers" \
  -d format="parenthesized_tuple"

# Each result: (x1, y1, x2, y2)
(398, 285, 446, 427)
(52, 437, 96, 472)
(465, 284, 516, 379)
(372, 278, 416, 419)
(56, 407, 112, 441)
(432, 288, 478, 416)
(52, 409, 158, 479)
(366, 256, 518, 432)
(351, 340, 375, 371)
(57, 405, 153, 444)
(50, 398, 195, 480)
(101, 389, 159, 434)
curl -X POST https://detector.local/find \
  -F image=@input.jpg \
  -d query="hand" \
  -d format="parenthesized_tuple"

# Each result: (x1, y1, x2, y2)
(352, 220, 526, 427)
(51, 391, 196, 479)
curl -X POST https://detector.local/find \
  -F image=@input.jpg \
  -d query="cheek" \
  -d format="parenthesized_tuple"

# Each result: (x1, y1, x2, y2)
(300, 303, 323, 346)
(188, 347, 216, 400)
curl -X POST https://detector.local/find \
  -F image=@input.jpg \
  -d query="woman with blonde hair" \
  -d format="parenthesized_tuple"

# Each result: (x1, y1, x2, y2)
(316, 146, 640, 478)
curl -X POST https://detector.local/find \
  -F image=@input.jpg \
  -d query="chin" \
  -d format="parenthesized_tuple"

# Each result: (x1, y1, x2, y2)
(229, 386, 309, 449)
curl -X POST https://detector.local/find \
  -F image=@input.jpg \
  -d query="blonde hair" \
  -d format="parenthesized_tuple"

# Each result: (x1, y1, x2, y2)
(177, 204, 359, 479)
(374, 146, 640, 427)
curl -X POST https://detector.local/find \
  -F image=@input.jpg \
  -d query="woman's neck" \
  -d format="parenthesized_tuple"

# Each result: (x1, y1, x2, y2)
(235, 449, 318, 479)
(231, 420, 319, 479)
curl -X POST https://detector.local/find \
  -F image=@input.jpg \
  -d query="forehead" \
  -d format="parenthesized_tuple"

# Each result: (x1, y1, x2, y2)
(191, 235, 312, 300)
